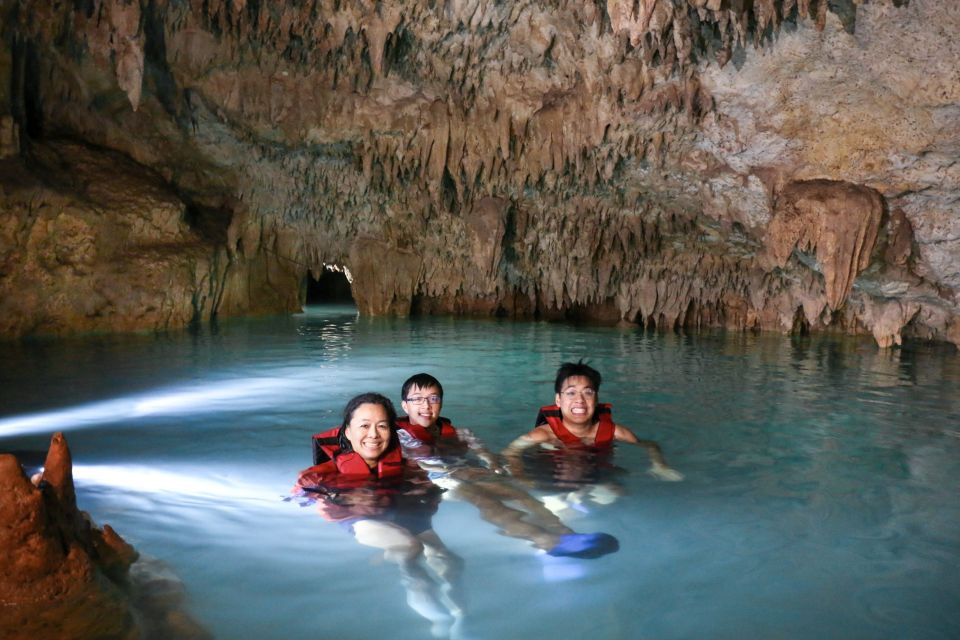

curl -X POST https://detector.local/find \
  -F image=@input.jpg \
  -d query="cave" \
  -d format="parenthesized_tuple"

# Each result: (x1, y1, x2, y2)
(0, 0, 955, 347)
(1, 2, 959, 639)
(304, 268, 355, 306)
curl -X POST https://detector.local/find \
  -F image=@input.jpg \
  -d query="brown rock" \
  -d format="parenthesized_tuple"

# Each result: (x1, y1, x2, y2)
(349, 236, 422, 315)
(0, 445, 136, 640)
(764, 179, 884, 310)
(0, 0, 956, 347)
(883, 208, 914, 268)
(0, 434, 211, 640)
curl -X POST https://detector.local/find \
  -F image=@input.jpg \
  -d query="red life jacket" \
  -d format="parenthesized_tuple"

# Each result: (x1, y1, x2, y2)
(334, 446, 404, 479)
(536, 403, 615, 448)
(311, 425, 407, 469)
(296, 445, 405, 491)
(396, 416, 458, 443)
(312, 426, 342, 465)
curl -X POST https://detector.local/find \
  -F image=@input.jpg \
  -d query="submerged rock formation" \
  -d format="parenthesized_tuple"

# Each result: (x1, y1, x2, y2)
(0, 0, 957, 347)
(0, 433, 210, 640)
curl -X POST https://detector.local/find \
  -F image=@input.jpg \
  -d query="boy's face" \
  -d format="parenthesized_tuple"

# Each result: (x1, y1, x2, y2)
(555, 375, 598, 428)
(401, 384, 443, 428)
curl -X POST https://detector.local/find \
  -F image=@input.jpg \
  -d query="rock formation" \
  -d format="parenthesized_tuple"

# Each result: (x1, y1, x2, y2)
(0, 0, 957, 347)
(0, 433, 210, 640)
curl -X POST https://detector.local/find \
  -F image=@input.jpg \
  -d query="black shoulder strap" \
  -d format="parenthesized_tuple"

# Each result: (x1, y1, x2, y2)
(312, 436, 340, 465)
(535, 406, 561, 427)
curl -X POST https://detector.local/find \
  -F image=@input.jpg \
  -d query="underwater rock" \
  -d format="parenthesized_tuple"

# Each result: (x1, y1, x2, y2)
(0, 433, 211, 640)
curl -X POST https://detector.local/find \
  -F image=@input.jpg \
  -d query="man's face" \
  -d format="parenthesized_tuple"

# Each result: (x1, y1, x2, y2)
(401, 384, 443, 428)
(555, 375, 598, 428)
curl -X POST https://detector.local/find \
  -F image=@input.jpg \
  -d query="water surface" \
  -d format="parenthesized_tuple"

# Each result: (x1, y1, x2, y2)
(1, 305, 958, 640)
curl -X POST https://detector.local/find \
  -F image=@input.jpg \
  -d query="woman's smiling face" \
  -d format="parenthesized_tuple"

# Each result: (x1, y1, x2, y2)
(344, 402, 392, 465)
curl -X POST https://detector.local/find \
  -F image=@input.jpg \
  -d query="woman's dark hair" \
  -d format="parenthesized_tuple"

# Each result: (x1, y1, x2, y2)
(554, 360, 602, 393)
(337, 392, 399, 454)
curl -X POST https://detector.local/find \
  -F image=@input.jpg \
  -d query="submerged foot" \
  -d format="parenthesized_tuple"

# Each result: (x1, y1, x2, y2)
(546, 532, 619, 559)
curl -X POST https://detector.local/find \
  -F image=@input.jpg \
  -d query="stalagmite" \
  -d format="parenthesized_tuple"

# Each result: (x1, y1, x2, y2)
(0, 434, 210, 640)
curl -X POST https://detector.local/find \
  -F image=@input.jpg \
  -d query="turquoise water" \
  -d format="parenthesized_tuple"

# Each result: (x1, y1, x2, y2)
(1, 305, 959, 640)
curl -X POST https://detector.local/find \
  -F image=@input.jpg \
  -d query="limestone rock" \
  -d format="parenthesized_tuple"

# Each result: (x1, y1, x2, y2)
(349, 236, 422, 316)
(0, 0, 956, 347)
(0, 433, 211, 640)
(0, 115, 18, 157)
(764, 179, 883, 311)
(0, 434, 135, 639)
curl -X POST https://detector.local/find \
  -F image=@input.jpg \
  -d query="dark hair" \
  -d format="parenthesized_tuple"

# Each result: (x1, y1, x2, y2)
(554, 360, 602, 393)
(337, 392, 399, 453)
(401, 373, 443, 401)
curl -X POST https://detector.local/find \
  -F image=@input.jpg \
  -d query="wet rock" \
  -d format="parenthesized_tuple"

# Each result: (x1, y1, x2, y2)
(0, 436, 136, 639)
(0, 115, 18, 158)
(0, 433, 211, 640)
(349, 236, 422, 315)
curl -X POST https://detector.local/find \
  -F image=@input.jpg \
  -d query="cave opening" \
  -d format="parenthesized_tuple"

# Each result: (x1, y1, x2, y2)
(304, 267, 355, 306)
(11, 37, 45, 140)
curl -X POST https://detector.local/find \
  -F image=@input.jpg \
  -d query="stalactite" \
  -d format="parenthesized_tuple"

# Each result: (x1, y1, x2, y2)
(3, 0, 956, 347)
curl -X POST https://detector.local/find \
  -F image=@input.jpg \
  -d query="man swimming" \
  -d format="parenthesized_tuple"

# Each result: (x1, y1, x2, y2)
(504, 360, 683, 481)
(396, 372, 619, 559)
(397, 372, 503, 473)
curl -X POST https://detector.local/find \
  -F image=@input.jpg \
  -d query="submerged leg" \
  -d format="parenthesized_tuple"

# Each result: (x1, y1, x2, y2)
(419, 529, 466, 617)
(351, 520, 455, 638)
(449, 476, 618, 559)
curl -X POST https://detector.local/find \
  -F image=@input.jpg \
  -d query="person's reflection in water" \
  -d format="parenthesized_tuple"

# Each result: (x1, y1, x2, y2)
(510, 445, 630, 520)
(293, 393, 464, 639)
(394, 373, 619, 559)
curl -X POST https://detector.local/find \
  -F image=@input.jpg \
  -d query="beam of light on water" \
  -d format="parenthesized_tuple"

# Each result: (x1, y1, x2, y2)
(128, 377, 301, 416)
(72, 464, 281, 505)
(0, 372, 330, 437)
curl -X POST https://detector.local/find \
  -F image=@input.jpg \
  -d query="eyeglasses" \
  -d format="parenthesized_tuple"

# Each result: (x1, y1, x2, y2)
(405, 394, 442, 405)
(561, 388, 596, 399)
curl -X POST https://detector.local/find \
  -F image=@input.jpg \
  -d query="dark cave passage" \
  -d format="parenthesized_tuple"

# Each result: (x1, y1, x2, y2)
(304, 267, 354, 305)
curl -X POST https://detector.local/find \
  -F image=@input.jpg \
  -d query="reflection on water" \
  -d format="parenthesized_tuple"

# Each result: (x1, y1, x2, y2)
(1, 305, 960, 639)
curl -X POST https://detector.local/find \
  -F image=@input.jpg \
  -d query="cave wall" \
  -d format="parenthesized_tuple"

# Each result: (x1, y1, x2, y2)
(0, 0, 957, 347)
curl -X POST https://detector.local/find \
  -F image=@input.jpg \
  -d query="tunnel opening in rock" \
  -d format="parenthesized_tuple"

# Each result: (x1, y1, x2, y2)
(791, 306, 810, 336)
(11, 37, 45, 140)
(304, 267, 355, 305)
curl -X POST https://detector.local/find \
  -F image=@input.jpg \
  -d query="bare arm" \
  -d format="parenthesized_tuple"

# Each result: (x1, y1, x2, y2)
(456, 427, 507, 474)
(614, 424, 684, 481)
(500, 427, 552, 479)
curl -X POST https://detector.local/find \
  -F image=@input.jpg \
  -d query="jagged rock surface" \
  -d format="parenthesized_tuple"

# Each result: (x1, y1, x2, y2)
(0, 0, 957, 347)
(0, 433, 211, 640)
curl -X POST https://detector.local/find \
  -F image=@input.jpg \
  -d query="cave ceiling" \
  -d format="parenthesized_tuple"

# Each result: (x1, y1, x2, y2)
(0, 0, 958, 347)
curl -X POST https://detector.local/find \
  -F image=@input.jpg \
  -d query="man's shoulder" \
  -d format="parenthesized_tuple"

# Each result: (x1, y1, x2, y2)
(525, 424, 556, 443)
(612, 423, 639, 443)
